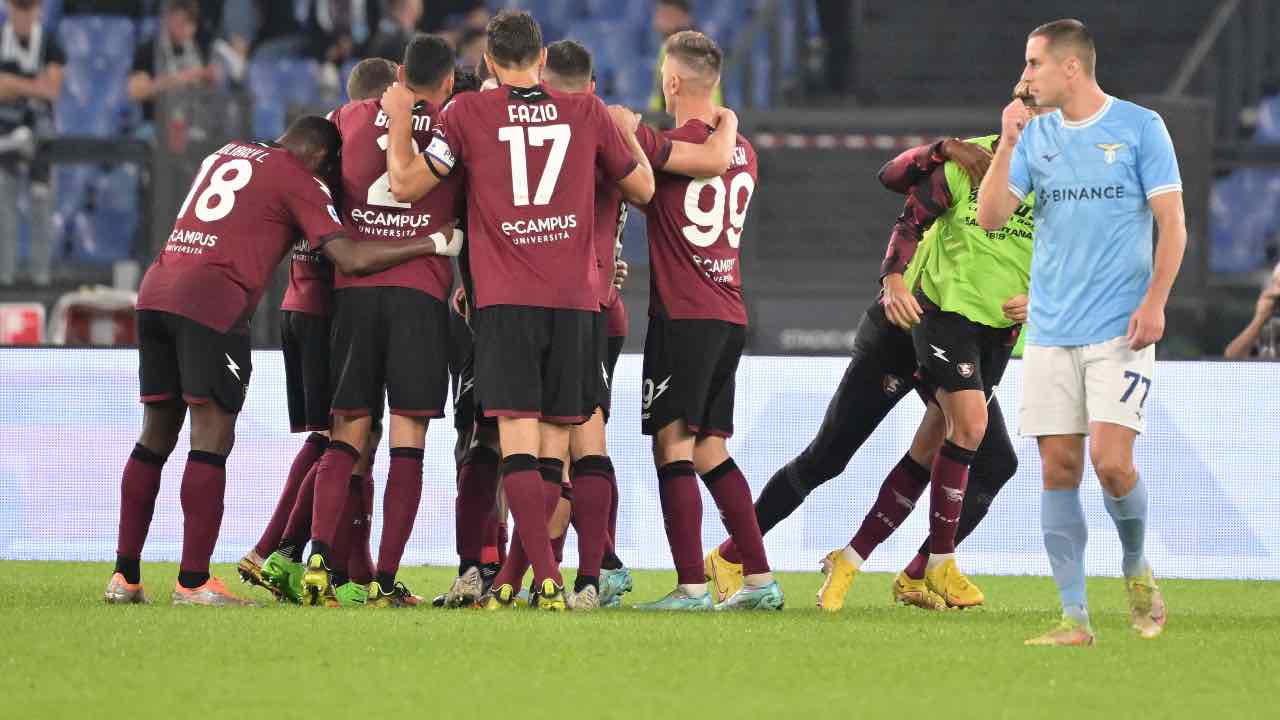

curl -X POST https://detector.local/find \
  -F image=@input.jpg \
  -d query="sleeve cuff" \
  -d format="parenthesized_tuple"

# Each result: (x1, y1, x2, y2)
(1008, 183, 1028, 202)
(1146, 183, 1182, 199)
(653, 138, 673, 171)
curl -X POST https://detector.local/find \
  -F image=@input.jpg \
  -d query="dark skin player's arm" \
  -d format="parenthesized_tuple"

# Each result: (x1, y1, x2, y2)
(321, 223, 456, 276)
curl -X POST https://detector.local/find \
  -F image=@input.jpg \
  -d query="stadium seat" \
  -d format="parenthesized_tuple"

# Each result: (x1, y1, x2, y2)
(249, 57, 320, 140)
(1209, 168, 1280, 273)
(87, 164, 140, 263)
(56, 16, 136, 137)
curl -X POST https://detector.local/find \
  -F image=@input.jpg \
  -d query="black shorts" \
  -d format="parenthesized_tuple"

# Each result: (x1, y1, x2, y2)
(592, 310, 612, 418)
(136, 309, 251, 414)
(603, 333, 625, 420)
(449, 308, 478, 433)
(641, 314, 745, 438)
(473, 305, 596, 424)
(329, 286, 450, 418)
(281, 310, 332, 433)
(912, 294, 1018, 398)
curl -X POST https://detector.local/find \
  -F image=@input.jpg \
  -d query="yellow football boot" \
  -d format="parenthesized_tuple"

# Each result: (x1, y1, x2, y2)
(924, 558, 984, 608)
(815, 549, 858, 612)
(704, 547, 744, 603)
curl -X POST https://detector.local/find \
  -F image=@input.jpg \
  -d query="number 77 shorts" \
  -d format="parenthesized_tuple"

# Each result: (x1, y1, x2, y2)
(1018, 336, 1155, 437)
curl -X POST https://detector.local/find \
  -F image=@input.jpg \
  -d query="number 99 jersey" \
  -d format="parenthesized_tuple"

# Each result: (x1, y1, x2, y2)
(636, 119, 757, 326)
(329, 98, 461, 302)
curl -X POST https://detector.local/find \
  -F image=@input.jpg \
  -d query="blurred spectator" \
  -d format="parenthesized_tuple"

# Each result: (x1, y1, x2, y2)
(242, 0, 308, 60)
(1224, 262, 1280, 359)
(129, 0, 217, 133)
(456, 27, 484, 72)
(418, 0, 486, 37)
(648, 0, 719, 111)
(0, 0, 63, 288)
(814, 0, 852, 96)
(366, 0, 421, 63)
(304, 0, 373, 68)
(63, 0, 144, 17)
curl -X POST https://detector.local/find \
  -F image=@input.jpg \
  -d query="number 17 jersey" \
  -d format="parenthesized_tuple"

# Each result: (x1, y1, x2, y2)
(636, 120, 757, 326)
(432, 84, 638, 311)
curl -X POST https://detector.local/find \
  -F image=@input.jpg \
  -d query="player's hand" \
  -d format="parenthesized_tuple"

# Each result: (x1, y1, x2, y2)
(1001, 98, 1032, 146)
(1002, 294, 1029, 323)
(712, 106, 739, 130)
(941, 138, 993, 187)
(1126, 299, 1165, 350)
(451, 286, 469, 320)
(380, 82, 415, 119)
(881, 273, 922, 330)
(607, 104, 641, 134)
(613, 259, 629, 290)
(1256, 282, 1280, 319)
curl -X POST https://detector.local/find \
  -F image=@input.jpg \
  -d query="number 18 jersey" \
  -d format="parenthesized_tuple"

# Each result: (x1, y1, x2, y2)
(636, 120, 757, 326)
(330, 98, 461, 301)
(431, 84, 638, 311)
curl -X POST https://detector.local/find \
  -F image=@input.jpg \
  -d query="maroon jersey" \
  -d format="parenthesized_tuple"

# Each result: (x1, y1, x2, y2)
(432, 84, 638, 311)
(330, 98, 460, 300)
(137, 141, 345, 333)
(636, 120, 757, 326)
(593, 173, 626, 308)
(280, 239, 333, 316)
(606, 294, 628, 338)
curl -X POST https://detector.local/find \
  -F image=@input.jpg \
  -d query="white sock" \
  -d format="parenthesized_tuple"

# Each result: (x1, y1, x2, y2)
(927, 552, 955, 570)
(680, 583, 708, 597)
(744, 572, 774, 587)
(841, 546, 865, 569)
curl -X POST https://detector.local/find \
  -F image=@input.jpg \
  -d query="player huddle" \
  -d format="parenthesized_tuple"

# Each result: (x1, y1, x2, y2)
(104, 14, 1186, 644)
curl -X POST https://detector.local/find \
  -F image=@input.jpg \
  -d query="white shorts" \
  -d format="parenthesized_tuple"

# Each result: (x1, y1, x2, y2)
(1019, 336, 1155, 437)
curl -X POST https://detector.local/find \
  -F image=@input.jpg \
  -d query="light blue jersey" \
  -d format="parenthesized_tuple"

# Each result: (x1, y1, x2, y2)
(1009, 96, 1181, 346)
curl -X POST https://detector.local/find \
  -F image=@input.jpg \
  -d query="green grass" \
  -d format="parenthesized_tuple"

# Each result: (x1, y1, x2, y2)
(4, 561, 1277, 719)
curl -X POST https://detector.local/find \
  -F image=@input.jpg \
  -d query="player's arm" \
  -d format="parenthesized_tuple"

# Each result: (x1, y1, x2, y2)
(383, 83, 452, 203)
(321, 223, 462, 276)
(880, 138, 991, 194)
(976, 99, 1032, 230)
(663, 106, 739, 178)
(1126, 191, 1186, 350)
(0, 63, 62, 101)
(1225, 280, 1280, 358)
(880, 169, 953, 330)
(604, 107, 655, 205)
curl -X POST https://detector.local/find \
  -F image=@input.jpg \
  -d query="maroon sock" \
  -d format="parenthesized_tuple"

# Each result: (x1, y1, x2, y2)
(309, 442, 359, 549)
(607, 467, 620, 545)
(278, 458, 320, 555)
(254, 433, 326, 557)
(701, 459, 770, 575)
(502, 454, 562, 586)
(455, 445, 500, 565)
(570, 456, 613, 580)
(329, 475, 363, 577)
(928, 440, 975, 555)
(717, 538, 742, 565)
(904, 552, 928, 580)
(658, 461, 704, 585)
(541, 457, 568, 564)
(350, 475, 375, 584)
(178, 450, 227, 577)
(850, 452, 932, 560)
(497, 516, 509, 565)
(115, 443, 167, 579)
(480, 510, 500, 565)
(494, 527, 531, 589)
(376, 447, 424, 580)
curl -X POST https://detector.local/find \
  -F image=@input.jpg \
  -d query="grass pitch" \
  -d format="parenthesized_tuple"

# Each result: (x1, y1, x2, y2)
(3, 561, 1276, 719)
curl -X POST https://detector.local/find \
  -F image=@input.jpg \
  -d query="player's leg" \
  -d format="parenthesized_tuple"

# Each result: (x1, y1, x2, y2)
(476, 307, 564, 609)
(1084, 337, 1163, 637)
(568, 409, 612, 609)
(346, 419, 381, 591)
(305, 288, 380, 604)
(241, 311, 330, 593)
(820, 400, 943, 612)
(711, 305, 916, 593)
(170, 316, 255, 606)
(599, 332, 629, 601)
(900, 396, 1017, 610)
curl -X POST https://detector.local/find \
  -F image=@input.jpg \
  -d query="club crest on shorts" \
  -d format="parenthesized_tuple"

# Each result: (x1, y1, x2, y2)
(883, 374, 903, 396)
(957, 362, 975, 378)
